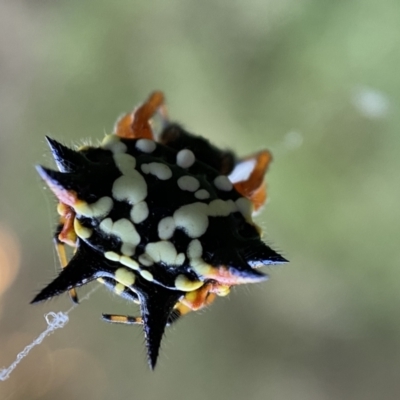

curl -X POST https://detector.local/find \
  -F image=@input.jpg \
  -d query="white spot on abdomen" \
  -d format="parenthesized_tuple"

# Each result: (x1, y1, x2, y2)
(101, 134, 127, 154)
(112, 173, 147, 204)
(113, 153, 136, 175)
(214, 175, 233, 191)
(158, 217, 176, 240)
(145, 241, 178, 265)
(136, 139, 156, 153)
(173, 202, 209, 238)
(176, 149, 195, 168)
(208, 199, 236, 217)
(99, 218, 141, 256)
(141, 162, 172, 180)
(74, 197, 113, 218)
(194, 189, 210, 200)
(177, 176, 200, 192)
(130, 201, 149, 224)
(187, 239, 202, 259)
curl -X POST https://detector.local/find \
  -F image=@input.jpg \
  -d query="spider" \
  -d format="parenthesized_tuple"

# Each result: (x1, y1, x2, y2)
(32, 91, 287, 368)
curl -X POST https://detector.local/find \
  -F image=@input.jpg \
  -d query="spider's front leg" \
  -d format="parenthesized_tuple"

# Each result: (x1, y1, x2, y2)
(177, 281, 231, 314)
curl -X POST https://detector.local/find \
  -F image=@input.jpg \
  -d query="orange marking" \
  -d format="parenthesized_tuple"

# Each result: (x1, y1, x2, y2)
(233, 150, 271, 211)
(250, 182, 267, 211)
(114, 91, 165, 140)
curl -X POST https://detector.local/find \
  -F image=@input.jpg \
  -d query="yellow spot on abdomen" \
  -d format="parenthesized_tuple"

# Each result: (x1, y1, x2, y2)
(120, 256, 140, 270)
(115, 268, 136, 286)
(73, 218, 93, 239)
(173, 202, 209, 238)
(114, 283, 126, 295)
(175, 275, 203, 292)
(101, 134, 127, 153)
(74, 197, 113, 218)
(112, 174, 147, 205)
(140, 270, 154, 282)
(104, 251, 120, 262)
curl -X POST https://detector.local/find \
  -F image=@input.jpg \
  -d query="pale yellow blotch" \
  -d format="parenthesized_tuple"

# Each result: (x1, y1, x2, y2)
(73, 218, 93, 239)
(99, 218, 113, 233)
(112, 173, 147, 205)
(194, 189, 210, 200)
(115, 267, 136, 286)
(104, 251, 120, 262)
(112, 219, 140, 244)
(157, 217, 176, 240)
(145, 241, 178, 265)
(175, 275, 203, 292)
(74, 197, 113, 218)
(187, 239, 202, 259)
(190, 258, 213, 276)
(138, 253, 154, 266)
(114, 283, 126, 295)
(113, 153, 136, 175)
(208, 199, 237, 217)
(140, 270, 154, 282)
(141, 162, 172, 180)
(101, 134, 127, 154)
(177, 176, 200, 192)
(136, 139, 156, 153)
(100, 218, 140, 249)
(173, 202, 209, 238)
(121, 243, 135, 256)
(130, 201, 149, 224)
(235, 197, 254, 222)
(175, 253, 186, 266)
(120, 256, 140, 270)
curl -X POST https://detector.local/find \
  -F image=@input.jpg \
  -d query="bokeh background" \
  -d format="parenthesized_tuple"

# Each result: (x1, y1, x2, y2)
(1, 0, 400, 399)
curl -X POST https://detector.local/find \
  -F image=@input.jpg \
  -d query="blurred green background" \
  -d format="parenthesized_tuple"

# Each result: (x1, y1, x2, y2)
(1, 0, 400, 399)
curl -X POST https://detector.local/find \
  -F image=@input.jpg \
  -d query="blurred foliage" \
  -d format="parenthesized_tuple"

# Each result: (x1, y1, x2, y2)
(1, 0, 400, 399)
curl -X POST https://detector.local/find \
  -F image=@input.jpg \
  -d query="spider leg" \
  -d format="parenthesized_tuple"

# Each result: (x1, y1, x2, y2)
(102, 314, 143, 325)
(98, 277, 143, 325)
(179, 282, 230, 312)
(53, 221, 78, 304)
(113, 91, 166, 140)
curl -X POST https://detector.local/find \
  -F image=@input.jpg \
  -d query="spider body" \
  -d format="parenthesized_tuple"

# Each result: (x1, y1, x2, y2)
(32, 92, 287, 368)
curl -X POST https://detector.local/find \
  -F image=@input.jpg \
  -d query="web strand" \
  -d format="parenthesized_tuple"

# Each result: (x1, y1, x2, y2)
(0, 284, 100, 381)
